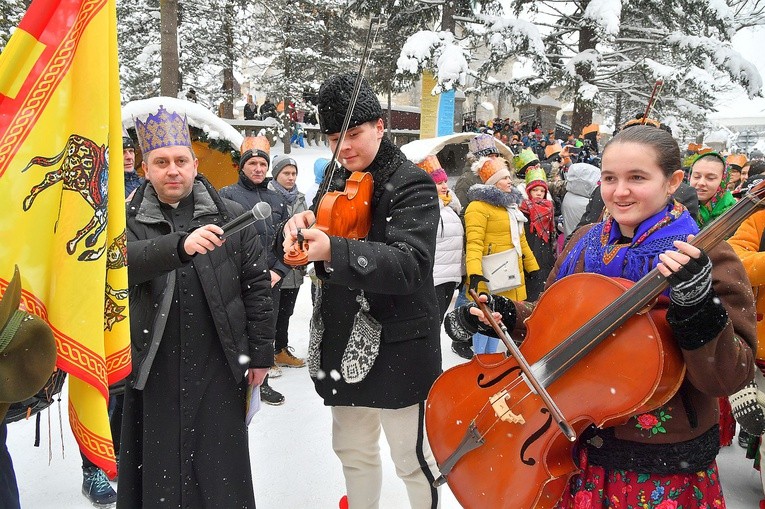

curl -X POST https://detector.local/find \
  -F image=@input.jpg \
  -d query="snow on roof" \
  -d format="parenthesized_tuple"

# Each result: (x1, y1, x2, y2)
(122, 96, 244, 150)
(400, 133, 515, 163)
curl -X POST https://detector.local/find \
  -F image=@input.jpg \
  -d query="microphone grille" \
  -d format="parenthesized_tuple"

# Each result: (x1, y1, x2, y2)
(252, 202, 272, 220)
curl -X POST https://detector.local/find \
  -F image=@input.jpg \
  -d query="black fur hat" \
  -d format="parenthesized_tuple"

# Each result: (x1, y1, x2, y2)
(317, 73, 382, 134)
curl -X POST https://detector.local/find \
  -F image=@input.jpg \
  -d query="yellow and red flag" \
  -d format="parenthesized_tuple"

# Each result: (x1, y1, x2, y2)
(0, 0, 129, 478)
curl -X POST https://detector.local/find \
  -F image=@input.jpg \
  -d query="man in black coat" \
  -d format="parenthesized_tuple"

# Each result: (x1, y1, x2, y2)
(118, 105, 273, 509)
(279, 73, 442, 509)
(220, 136, 289, 405)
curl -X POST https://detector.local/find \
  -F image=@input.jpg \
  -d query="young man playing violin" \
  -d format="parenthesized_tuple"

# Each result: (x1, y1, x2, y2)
(278, 73, 442, 509)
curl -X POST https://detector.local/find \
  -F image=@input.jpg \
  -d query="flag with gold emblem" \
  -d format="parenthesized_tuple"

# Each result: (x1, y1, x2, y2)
(0, 0, 129, 478)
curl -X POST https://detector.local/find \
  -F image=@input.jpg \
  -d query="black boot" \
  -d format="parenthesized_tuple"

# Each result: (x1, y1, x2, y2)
(260, 375, 285, 406)
(451, 340, 474, 360)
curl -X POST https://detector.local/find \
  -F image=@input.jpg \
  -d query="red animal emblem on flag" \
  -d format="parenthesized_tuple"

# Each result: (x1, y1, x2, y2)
(21, 134, 109, 262)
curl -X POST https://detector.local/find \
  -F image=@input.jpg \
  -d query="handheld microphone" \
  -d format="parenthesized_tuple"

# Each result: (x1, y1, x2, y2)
(220, 202, 272, 239)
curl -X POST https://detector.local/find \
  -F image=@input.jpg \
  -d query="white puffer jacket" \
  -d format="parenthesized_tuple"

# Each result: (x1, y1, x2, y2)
(433, 193, 465, 286)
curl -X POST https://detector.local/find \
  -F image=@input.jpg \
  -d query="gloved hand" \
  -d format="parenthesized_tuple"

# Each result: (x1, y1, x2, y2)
(730, 377, 765, 436)
(666, 249, 712, 308)
(468, 274, 490, 294)
(444, 304, 481, 342)
(444, 295, 518, 341)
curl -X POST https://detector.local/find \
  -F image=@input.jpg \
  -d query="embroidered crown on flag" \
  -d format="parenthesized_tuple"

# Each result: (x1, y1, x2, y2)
(134, 105, 192, 154)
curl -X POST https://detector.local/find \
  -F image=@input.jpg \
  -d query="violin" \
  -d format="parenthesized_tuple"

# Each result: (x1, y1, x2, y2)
(425, 180, 765, 508)
(283, 171, 374, 266)
(283, 17, 381, 267)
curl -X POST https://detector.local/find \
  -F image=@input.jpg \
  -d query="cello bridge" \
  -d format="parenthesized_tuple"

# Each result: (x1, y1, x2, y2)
(489, 389, 525, 424)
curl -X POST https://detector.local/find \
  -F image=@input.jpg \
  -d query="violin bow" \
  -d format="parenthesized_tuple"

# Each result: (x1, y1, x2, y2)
(641, 79, 664, 124)
(469, 289, 577, 442)
(316, 14, 383, 201)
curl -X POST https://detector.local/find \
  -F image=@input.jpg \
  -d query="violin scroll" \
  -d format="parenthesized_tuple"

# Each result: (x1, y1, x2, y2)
(284, 229, 310, 267)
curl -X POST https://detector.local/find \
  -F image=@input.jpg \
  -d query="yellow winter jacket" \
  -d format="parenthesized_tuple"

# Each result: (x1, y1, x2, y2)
(464, 196, 539, 301)
(727, 209, 765, 360)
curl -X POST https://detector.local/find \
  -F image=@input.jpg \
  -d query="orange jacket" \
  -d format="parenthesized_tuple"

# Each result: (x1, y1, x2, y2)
(728, 208, 765, 360)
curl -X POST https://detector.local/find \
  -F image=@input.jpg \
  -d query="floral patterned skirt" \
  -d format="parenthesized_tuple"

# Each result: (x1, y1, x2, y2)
(554, 448, 725, 509)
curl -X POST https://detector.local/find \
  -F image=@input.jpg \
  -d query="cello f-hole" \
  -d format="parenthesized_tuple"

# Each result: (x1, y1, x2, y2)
(477, 365, 522, 388)
(520, 408, 553, 466)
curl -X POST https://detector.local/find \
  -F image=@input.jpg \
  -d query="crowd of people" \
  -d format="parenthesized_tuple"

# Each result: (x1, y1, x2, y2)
(4, 72, 765, 509)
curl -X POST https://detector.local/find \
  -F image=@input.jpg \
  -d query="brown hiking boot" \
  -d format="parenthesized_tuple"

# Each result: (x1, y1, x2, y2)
(275, 347, 306, 368)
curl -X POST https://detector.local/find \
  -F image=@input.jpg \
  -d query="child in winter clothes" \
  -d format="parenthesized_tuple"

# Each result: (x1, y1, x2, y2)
(519, 168, 556, 301)
(417, 155, 465, 323)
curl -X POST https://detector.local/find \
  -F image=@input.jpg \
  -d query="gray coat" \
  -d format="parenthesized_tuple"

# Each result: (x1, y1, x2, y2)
(268, 182, 308, 289)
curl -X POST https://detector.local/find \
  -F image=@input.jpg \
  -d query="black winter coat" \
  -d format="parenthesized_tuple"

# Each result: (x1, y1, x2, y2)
(288, 138, 443, 408)
(220, 174, 290, 276)
(125, 176, 274, 387)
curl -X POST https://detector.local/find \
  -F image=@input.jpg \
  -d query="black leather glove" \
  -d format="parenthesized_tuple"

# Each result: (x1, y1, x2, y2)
(666, 249, 712, 308)
(468, 274, 490, 294)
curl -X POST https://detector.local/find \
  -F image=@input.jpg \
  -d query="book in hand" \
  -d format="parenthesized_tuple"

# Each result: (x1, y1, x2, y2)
(246, 384, 261, 425)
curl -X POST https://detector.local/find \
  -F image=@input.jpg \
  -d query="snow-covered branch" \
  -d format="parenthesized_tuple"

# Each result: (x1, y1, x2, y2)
(396, 30, 468, 93)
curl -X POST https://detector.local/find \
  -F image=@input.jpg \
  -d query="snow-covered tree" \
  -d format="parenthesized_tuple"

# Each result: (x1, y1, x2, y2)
(351, 0, 441, 98)
(0, 0, 30, 51)
(117, 0, 161, 102)
(397, 0, 764, 135)
(248, 0, 360, 108)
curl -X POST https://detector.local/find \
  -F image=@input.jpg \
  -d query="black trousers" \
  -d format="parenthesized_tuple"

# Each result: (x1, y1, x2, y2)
(275, 287, 300, 352)
(0, 422, 20, 509)
(434, 282, 458, 325)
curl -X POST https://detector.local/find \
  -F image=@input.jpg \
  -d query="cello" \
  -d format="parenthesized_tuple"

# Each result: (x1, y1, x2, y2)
(283, 16, 381, 267)
(425, 180, 765, 508)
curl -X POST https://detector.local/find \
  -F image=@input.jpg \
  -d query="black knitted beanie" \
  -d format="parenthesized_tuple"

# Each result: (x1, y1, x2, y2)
(317, 73, 382, 134)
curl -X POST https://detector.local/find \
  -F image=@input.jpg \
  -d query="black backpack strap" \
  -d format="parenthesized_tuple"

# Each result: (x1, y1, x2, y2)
(34, 413, 41, 447)
(759, 226, 765, 252)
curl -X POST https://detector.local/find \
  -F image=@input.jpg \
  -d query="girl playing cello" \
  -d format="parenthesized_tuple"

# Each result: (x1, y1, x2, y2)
(444, 125, 756, 508)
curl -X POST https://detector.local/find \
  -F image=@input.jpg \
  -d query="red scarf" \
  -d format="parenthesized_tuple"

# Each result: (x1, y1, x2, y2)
(520, 198, 555, 243)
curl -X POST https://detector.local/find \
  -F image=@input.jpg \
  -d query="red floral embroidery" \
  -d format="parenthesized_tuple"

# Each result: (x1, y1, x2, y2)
(637, 413, 659, 429)
(635, 409, 672, 435)
(655, 500, 678, 509)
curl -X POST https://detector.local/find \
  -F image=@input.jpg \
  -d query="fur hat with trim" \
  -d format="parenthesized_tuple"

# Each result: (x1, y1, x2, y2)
(472, 156, 512, 186)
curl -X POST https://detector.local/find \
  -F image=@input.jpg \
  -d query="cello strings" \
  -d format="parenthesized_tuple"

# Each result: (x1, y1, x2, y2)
(471, 372, 536, 439)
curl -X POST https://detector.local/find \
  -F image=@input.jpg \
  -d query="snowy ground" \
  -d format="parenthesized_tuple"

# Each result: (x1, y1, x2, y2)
(7, 144, 765, 508)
